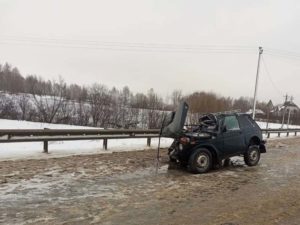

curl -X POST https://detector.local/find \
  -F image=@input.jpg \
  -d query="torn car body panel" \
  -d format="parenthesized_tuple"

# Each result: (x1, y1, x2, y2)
(161, 102, 189, 138)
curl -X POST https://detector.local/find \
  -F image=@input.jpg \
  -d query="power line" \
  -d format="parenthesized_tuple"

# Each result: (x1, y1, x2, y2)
(265, 52, 300, 60)
(2, 35, 300, 59)
(261, 55, 284, 97)
(265, 47, 300, 57)
(0, 35, 256, 49)
(0, 35, 257, 54)
(264, 53, 300, 68)
(264, 47, 300, 61)
(0, 41, 258, 54)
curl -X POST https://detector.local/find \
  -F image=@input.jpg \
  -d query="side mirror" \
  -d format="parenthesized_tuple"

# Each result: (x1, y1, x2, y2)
(222, 125, 227, 133)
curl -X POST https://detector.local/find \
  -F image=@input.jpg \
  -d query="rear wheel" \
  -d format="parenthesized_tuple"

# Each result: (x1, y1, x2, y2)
(244, 145, 260, 166)
(188, 148, 212, 173)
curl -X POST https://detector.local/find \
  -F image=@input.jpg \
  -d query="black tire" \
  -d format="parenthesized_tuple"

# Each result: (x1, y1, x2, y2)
(188, 148, 212, 174)
(244, 145, 260, 166)
(212, 162, 221, 170)
(179, 160, 188, 168)
(169, 157, 177, 163)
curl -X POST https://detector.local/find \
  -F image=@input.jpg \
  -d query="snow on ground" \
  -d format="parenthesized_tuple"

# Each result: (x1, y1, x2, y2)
(0, 119, 299, 160)
(257, 121, 300, 139)
(256, 121, 300, 129)
(0, 119, 97, 130)
(0, 119, 173, 160)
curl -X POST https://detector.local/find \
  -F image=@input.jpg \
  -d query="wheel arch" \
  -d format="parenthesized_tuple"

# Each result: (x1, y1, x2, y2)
(249, 136, 261, 145)
(248, 135, 266, 153)
(193, 144, 221, 166)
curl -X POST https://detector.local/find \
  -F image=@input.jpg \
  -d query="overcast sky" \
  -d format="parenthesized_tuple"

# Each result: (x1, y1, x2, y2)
(0, 0, 300, 104)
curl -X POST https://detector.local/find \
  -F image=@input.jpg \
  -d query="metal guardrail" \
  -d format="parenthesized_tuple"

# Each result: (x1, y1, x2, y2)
(0, 128, 299, 154)
(0, 129, 160, 153)
(0, 129, 160, 136)
(261, 128, 300, 138)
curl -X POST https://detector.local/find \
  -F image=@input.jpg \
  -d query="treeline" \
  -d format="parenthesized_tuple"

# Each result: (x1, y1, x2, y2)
(0, 62, 274, 128)
(0, 63, 170, 128)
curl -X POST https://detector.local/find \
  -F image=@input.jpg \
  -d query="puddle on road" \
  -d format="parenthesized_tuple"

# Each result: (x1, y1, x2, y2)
(0, 165, 167, 205)
(1, 156, 298, 206)
(1, 150, 300, 225)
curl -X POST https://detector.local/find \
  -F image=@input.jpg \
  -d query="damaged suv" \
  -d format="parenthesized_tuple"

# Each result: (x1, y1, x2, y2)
(162, 102, 266, 174)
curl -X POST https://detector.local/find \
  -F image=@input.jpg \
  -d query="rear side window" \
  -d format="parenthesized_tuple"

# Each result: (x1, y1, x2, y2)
(238, 115, 253, 128)
(224, 115, 240, 130)
(246, 116, 260, 129)
(238, 115, 260, 130)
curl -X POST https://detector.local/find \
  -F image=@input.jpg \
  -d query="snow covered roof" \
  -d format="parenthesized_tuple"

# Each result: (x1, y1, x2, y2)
(283, 101, 299, 109)
(272, 101, 299, 112)
(246, 109, 265, 115)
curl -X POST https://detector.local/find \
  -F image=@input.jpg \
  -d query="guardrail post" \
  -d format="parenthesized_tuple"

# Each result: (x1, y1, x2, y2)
(103, 138, 108, 150)
(278, 132, 280, 137)
(267, 133, 270, 138)
(287, 132, 289, 137)
(43, 141, 48, 153)
(147, 137, 151, 147)
(295, 132, 297, 136)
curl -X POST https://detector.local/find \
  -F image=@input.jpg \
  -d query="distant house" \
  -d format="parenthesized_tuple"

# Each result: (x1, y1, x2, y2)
(246, 108, 265, 116)
(271, 101, 300, 116)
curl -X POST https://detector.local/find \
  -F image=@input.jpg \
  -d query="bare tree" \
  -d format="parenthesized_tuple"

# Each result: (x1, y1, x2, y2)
(88, 84, 112, 127)
(0, 94, 18, 119)
(31, 77, 67, 123)
(75, 101, 91, 126)
(16, 94, 32, 120)
(233, 97, 252, 112)
(147, 89, 164, 129)
(132, 93, 148, 109)
(170, 89, 182, 109)
(0, 63, 25, 93)
(55, 100, 74, 124)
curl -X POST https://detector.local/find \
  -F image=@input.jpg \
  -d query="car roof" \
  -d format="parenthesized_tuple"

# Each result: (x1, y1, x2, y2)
(213, 112, 250, 118)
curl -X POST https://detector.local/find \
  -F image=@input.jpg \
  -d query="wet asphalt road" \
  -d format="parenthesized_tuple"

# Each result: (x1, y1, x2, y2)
(1, 138, 300, 225)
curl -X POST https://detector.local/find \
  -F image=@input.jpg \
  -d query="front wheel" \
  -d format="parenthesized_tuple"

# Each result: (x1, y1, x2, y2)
(188, 148, 212, 174)
(169, 157, 177, 163)
(244, 146, 260, 166)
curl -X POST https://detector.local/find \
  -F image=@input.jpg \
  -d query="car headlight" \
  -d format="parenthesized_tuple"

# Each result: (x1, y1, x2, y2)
(179, 137, 190, 144)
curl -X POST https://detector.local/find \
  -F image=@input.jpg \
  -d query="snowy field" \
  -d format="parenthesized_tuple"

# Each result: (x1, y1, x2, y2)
(0, 119, 173, 160)
(256, 121, 300, 129)
(0, 119, 299, 161)
(257, 121, 300, 139)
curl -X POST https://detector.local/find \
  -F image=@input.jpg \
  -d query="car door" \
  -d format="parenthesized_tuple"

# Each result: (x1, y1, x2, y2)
(221, 115, 245, 155)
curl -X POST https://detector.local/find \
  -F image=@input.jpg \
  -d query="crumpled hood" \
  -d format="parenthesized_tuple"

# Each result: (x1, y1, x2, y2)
(161, 101, 189, 138)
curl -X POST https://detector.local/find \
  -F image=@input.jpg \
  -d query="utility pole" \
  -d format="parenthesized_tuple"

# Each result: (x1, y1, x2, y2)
(281, 94, 289, 128)
(252, 46, 263, 119)
(287, 96, 293, 128)
(284, 93, 288, 102)
(266, 100, 273, 129)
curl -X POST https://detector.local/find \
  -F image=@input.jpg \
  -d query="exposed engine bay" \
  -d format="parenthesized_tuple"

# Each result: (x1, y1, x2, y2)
(185, 113, 219, 138)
